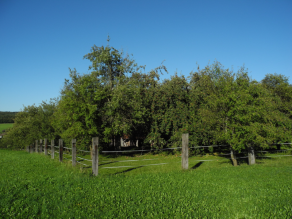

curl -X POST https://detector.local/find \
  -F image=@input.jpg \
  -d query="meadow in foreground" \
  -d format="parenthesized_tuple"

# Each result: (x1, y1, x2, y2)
(0, 149, 291, 218)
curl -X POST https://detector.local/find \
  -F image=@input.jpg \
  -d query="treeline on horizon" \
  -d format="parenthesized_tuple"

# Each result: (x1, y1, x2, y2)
(0, 112, 18, 124)
(1, 42, 292, 155)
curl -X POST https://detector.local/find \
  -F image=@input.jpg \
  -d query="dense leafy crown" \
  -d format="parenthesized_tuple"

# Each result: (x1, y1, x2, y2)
(1, 43, 291, 152)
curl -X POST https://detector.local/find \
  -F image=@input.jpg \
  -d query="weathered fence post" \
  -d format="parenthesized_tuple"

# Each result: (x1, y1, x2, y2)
(51, 139, 54, 159)
(182, 133, 189, 170)
(59, 139, 63, 162)
(44, 139, 48, 155)
(72, 139, 76, 167)
(92, 137, 99, 176)
(35, 140, 38, 153)
(230, 147, 238, 166)
(26, 145, 29, 152)
(29, 144, 33, 153)
(248, 145, 255, 165)
(39, 139, 43, 153)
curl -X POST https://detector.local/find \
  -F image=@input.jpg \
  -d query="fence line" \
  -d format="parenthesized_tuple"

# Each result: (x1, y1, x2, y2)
(78, 149, 91, 153)
(256, 149, 292, 152)
(77, 161, 89, 166)
(101, 158, 159, 163)
(64, 147, 72, 150)
(256, 155, 292, 158)
(77, 156, 92, 162)
(28, 136, 292, 175)
(101, 147, 182, 153)
(63, 152, 72, 156)
(101, 162, 169, 169)
(101, 144, 228, 153)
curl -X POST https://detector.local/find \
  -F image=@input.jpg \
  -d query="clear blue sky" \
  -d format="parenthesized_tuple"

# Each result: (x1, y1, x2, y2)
(1, 0, 291, 112)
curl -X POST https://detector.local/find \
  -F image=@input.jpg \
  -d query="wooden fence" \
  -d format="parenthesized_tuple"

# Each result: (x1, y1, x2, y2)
(26, 134, 291, 176)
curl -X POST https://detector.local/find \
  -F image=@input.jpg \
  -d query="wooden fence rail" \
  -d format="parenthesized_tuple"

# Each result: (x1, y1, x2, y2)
(26, 134, 292, 175)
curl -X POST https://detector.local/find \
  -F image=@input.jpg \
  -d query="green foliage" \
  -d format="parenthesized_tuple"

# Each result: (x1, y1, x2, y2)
(187, 63, 292, 152)
(0, 100, 57, 149)
(144, 74, 190, 148)
(262, 73, 289, 89)
(83, 40, 140, 90)
(1, 150, 292, 218)
(3, 41, 292, 154)
(52, 70, 107, 148)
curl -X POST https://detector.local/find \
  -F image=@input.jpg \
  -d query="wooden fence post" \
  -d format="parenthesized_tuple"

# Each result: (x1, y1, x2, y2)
(59, 139, 63, 162)
(72, 139, 76, 167)
(230, 147, 238, 166)
(182, 133, 189, 170)
(44, 139, 48, 155)
(121, 137, 124, 147)
(248, 145, 255, 165)
(35, 140, 38, 153)
(51, 139, 54, 159)
(92, 137, 99, 176)
(26, 145, 29, 152)
(29, 144, 33, 153)
(39, 139, 43, 153)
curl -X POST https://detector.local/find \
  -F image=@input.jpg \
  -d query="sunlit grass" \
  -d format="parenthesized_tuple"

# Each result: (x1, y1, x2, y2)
(0, 149, 291, 218)
(0, 123, 13, 132)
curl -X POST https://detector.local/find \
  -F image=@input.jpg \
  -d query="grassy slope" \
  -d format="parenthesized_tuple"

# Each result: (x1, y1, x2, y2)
(0, 123, 13, 132)
(0, 150, 291, 218)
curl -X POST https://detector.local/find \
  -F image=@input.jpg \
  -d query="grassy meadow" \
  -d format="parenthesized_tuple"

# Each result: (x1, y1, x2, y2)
(0, 123, 13, 132)
(0, 149, 292, 218)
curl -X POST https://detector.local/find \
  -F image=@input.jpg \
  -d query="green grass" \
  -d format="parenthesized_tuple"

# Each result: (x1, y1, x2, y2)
(1, 150, 292, 218)
(0, 123, 13, 132)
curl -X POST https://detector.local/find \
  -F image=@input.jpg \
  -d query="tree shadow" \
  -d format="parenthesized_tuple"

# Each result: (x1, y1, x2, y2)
(191, 161, 204, 170)
(114, 166, 143, 175)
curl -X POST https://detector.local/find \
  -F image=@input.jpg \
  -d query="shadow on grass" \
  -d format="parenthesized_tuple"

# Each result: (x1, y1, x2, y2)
(99, 161, 118, 166)
(191, 161, 204, 170)
(114, 166, 144, 175)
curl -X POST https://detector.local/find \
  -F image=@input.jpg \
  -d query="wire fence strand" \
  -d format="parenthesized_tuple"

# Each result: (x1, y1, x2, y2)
(77, 161, 89, 166)
(77, 156, 92, 161)
(64, 147, 72, 150)
(78, 149, 91, 153)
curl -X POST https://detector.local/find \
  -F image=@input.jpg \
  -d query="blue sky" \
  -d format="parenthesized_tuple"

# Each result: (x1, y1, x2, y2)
(1, 0, 291, 112)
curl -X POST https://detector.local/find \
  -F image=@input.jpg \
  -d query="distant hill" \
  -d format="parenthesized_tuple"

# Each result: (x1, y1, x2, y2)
(0, 112, 18, 123)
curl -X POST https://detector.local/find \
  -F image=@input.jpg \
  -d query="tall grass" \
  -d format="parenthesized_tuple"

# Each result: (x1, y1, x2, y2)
(0, 150, 291, 218)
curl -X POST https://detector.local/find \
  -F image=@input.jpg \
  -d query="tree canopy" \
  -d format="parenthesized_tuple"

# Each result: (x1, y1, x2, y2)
(1, 42, 291, 154)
